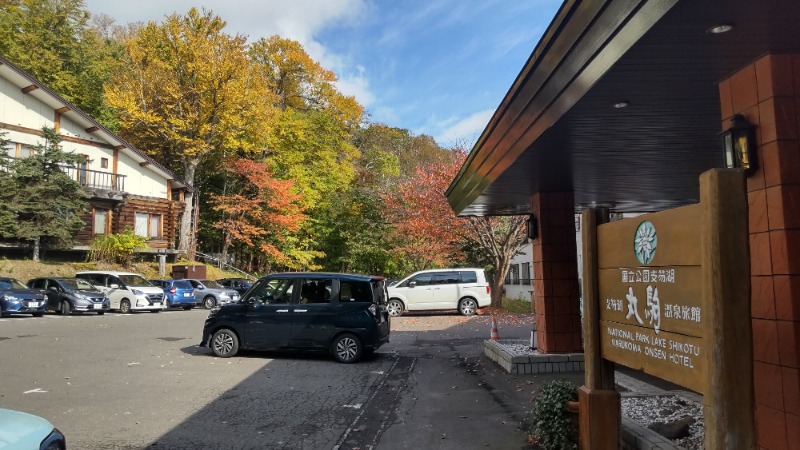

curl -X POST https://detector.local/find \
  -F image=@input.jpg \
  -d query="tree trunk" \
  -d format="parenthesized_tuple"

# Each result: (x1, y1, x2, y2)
(31, 237, 40, 262)
(178, 160, 199, 253)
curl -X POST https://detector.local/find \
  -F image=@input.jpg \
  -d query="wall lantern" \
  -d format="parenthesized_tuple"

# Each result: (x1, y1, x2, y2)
(526, 214, 538, 240)
(720, 114, 757, 173)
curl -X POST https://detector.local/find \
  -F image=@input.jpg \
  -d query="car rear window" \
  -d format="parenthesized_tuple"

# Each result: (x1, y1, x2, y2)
(339, 280, 372, 302)
(460, 271, 478, 283)
(173, 281, 192, 289)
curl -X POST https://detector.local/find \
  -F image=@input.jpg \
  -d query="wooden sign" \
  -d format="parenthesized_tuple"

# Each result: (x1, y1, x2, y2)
(596, 204, 706, 392)
(579, 169, 756, 450)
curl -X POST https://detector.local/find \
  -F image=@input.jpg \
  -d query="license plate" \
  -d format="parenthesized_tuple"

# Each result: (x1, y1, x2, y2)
(183, 293, 190, 297)
(93, 303, 103, 309)
(27, 301, 39, 307)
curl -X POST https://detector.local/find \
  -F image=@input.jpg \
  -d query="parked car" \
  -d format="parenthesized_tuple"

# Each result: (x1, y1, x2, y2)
(216, 277, 254, 295)
(185, 279, 239, 309)
(75, 271, 165, 313)
(0, 408, 66, 449)
(386, 268, 491, 316)
(200, 272, 390, 363)
(149, 279, 195, 310)
(27, 277, 110, 315)
(0, 277, 46, 318)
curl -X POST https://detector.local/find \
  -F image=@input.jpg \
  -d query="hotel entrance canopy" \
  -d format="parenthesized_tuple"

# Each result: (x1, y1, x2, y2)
(446, 0, 800, 216)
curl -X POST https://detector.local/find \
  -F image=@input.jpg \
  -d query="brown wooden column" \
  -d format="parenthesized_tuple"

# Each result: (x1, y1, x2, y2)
(531, 191, 582, 353)
(579, 207, 620, 450)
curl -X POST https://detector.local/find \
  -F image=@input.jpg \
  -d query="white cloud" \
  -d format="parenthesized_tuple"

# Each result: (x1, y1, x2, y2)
(334, 65, 374, 107)
(433, 109, 495, 147)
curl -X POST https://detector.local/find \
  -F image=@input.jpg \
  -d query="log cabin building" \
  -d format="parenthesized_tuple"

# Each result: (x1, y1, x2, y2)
(0, 55, 191, 256)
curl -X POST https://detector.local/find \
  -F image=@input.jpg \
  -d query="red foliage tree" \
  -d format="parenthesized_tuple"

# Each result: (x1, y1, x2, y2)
(383, 151, 468, 270)
(210, 158, 307, 269)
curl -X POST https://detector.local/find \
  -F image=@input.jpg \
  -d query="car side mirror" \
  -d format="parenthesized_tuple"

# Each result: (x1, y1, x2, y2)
(409, 281, 417, 288)
(48, 286, 58, 292)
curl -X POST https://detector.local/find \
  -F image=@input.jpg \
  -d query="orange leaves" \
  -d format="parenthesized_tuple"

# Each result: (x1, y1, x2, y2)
(210, 157, 307, 261)
(383, 150, 469, 268)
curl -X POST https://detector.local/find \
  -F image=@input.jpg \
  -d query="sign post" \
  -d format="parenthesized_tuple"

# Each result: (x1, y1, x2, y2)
(579, 169, 755, 449)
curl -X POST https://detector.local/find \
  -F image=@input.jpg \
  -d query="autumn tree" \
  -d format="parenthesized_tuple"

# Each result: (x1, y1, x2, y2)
(9, 128, 88, 261)
(384, 147, 528, 307)
(105, 8, 275, 253)
(382, 151, 468, 270)
(209, 158, 313, 272)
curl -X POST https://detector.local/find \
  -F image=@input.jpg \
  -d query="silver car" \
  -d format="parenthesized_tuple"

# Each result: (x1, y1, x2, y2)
(185, 279, 240, 309)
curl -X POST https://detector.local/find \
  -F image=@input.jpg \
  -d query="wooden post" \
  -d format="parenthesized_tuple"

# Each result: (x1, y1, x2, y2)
(700, 169, 756, 449)
(579, 207, 620, 450)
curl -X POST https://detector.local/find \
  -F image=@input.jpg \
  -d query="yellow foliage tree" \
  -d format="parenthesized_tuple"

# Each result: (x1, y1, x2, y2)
(105, 8, 277, 251)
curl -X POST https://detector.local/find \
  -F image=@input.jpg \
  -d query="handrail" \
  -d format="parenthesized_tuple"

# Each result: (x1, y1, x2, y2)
(194, 251, 258, 280)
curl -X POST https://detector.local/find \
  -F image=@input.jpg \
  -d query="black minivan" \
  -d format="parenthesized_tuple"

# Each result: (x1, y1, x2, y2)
(200, 273, 390, 363)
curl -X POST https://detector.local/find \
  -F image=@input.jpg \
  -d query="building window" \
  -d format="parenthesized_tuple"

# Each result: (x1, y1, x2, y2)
(521, 262, 531, 285)
(18, 144, 32, 158)
(93, 209, 108, 235)
(135, 212, 161, 238)
(510, 264, 520, 285)
(101, 157, 108, 169)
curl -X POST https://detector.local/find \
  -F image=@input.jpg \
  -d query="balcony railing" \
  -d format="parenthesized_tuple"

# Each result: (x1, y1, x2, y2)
(61, 165, 126, 192)
(1, 156, 125, 192)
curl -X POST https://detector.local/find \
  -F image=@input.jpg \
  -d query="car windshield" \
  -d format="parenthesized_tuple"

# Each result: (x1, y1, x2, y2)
(201, 280, 223, 289)
(0, 278, 27, 289)
(118, 275, 152, 287)
(60, 279, 95, 291)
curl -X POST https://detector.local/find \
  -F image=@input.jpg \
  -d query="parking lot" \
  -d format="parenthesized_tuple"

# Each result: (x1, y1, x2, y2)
(0, 308, 540, 449)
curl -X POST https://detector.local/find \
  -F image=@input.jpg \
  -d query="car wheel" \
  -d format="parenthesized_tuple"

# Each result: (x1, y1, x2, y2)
(387, 299, 404, 317)
(60, 301, 71, 315)
(97, 311, 105, 315)
(165, 299, 171, 308)
(150, 309, 160, 313)
(211, 329, 239, 357)
(0, 311, 8, 318)
(458, 298, 478, 316)
(120, 299, 131, 314)
(32, 312, 44, 317)
(203, 296, 216, 309)
(331, 333, 363, 364)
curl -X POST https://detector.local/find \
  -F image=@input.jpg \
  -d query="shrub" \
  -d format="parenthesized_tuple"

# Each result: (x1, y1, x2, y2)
(89, 229, 146, 265)
(530, 379, 579, 450)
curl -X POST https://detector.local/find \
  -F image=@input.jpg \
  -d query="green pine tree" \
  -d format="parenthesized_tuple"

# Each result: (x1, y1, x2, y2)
(11, 127, 88, 261)
(0, 133, 19, 238)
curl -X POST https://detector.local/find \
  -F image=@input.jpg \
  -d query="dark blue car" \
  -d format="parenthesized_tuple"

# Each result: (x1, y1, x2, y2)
(0, 277, 47, 317)
(149, 279, 195, 310)
(200, 273, 390, 363)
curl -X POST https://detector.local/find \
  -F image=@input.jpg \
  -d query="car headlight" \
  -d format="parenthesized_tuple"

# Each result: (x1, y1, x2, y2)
(219, 293, 231, 298)
(4, 295, 19, 301)
(73, 293, 89, 300)
(131, 289, 144, 296)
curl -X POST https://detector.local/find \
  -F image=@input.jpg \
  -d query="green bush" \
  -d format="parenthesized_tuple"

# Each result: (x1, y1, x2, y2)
(530, 379, 579, 450)
(89, 229, 146, 265)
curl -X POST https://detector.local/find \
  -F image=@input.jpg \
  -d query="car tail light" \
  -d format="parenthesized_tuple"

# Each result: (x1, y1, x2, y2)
(170, 287, 176, 294)
(486, 286, 491, 295)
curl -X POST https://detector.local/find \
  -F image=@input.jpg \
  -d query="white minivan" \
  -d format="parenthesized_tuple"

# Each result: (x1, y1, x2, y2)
(386, 268, 491, 316)
(76, 271, 166, 313)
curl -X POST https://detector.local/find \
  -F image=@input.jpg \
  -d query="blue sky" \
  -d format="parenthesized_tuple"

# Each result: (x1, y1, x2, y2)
(85, 0, 561, 147)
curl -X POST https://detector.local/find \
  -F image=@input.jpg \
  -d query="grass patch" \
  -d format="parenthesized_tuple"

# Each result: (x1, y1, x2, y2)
(502, 298, 532, 314)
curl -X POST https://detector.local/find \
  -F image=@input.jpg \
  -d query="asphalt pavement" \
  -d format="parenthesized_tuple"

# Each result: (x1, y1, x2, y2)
(0, 308, 585, 450)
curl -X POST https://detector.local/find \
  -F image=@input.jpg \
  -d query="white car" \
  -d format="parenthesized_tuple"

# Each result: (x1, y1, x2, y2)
(76, 271, 166, 313)
(387, 268, 491, 316)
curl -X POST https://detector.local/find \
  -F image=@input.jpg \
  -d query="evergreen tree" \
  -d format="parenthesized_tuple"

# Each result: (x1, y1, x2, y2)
(11, 128, 88, 261)
(0, 133, 19, 238)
